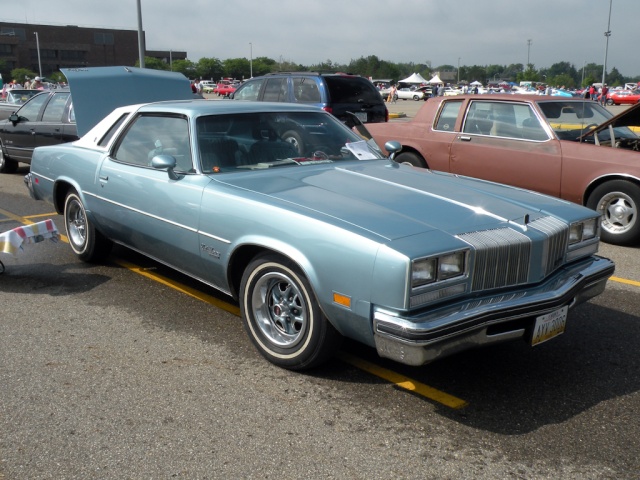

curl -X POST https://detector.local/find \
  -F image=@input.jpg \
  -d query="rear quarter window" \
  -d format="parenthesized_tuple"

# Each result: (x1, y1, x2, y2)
(324, 77, 382, 104)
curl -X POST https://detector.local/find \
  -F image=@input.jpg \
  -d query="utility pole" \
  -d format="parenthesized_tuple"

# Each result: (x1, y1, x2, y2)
(602, 0, 613, 86)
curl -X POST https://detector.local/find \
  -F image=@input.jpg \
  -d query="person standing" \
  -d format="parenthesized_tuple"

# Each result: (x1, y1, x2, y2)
(387, 84, 397, 103)
(600, 84, 609, 106)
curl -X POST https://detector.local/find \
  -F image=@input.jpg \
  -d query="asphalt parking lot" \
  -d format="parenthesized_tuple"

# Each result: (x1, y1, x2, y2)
(1, 98, 639, 479)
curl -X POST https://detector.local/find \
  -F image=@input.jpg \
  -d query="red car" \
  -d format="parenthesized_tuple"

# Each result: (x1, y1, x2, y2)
(607, 89, 640, 105)
(214, 82, 239, 97)
(367, 94, 640, 245)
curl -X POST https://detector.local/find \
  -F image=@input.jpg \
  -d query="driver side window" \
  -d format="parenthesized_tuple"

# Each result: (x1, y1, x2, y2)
(113, 115, 192, 171)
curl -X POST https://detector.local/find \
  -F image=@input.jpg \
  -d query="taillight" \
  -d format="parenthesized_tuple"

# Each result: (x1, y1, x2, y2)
(323, 106, 332, 114)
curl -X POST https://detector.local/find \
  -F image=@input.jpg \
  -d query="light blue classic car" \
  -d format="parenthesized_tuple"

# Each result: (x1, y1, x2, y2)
(25, 68, 615, 370)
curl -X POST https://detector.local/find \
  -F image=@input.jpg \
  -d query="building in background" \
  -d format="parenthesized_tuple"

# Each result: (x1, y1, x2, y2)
(0, 22, 186, 77)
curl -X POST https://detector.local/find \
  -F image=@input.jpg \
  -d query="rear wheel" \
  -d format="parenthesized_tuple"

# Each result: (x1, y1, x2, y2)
(394, 151, 426, 168)
(240, 253, 342, 370)
(64, 189, 113, 262)
(0, 145, 18, 174)
(587, 180, 640, 245)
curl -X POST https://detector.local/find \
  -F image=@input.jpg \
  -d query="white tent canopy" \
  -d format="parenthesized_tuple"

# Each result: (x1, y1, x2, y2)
(428, 75, 443, 85)
(470, 80, 483, 86)
(399, 72, 428, 84)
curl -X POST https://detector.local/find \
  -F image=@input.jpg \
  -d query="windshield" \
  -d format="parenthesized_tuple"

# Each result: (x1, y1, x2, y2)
(196, 111, 385, 173)
(538, 100, 639, 142)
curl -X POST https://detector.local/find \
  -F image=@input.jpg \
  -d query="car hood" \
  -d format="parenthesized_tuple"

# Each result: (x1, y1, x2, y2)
(63, 66, 195, 137)
(218, 161, 572, 241)
(582, 101, 640, 139)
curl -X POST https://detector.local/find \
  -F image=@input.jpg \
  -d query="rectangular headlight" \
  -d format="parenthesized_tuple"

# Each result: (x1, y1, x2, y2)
(438, 252, 465, 280)
(412, 258, 436, 288)
(582, 218, 598, 240)
(569, 223, 583, 244)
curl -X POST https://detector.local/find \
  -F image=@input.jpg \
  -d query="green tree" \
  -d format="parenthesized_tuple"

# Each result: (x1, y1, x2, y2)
(195, 57, 223, 81)
(171, 59, 196, 78)
(517, 65, 540, 83)
(606, 67, 624, 86)
(223, 58, 250, 79)
(11, 68, 38, 85)
(549, 73, 575, 88)
(135, 57, 170, 70)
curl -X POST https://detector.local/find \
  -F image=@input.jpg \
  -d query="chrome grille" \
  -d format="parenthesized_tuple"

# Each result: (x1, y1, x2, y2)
(457, 228, 531, 291)
(529, 216, 568, 276)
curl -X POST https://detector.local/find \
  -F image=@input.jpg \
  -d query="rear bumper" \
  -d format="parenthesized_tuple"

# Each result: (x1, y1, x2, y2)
(373, 255, 615, 366)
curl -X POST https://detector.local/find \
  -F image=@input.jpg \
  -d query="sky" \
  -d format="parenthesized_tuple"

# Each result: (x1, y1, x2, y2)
(8, 0, 640, 77)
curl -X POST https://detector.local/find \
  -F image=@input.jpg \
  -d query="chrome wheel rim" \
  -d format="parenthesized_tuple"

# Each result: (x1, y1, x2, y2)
(66, 199, 87, 249)
(251, 271, 307, 348)
(598, 191, 637, 234)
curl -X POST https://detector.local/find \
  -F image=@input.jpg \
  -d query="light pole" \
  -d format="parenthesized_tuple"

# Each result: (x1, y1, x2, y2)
(136, 0, 145, 68)
(527, 39, 532, 67)
(457, 57, 460, 84)
(602, 0, 613, 86)
(34, 32, 42, 78)
(249, 42, 253, 78)
(581, 60, 586, 88)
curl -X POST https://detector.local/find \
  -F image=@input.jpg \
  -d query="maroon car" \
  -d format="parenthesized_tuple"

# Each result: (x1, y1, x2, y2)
(367, 94, 640, 245)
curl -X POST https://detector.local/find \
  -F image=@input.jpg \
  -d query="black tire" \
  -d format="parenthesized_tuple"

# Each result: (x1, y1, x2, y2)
(586, 180, 640, 246)
(0, 144, 18, 174)
(413, 95, 420, 101)
(64, 189, 113, 262)
(394, 151, 427, 168)
(606, 98, 614, 106)
(240, 253, 342, 370)
(281, 130, 304, 155)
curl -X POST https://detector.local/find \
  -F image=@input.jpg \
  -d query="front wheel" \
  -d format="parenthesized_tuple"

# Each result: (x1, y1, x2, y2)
(240, 254, 342, 370)
(587, 180, 640, 245)
(413, 95, 420, 101)
(64, 189, 113, 262)
(393, 151, 426, 168)
(0, 145, 18, 174)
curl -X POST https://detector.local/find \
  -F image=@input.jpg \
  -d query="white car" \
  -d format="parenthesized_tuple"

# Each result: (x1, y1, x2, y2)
(396, 88, 424, 101)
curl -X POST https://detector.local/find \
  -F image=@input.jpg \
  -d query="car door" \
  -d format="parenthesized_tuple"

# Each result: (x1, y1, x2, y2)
(449, 100, 563, 198)
(0, 91, 50, 161)
(33, 91, 77, 151)
(94, 113, 210, 278)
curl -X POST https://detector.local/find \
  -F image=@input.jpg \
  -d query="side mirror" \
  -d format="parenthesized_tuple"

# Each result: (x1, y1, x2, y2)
(229, 92, 235, 99)
(150, 154, 180, 180)
(9, 113, 19, 124)
(384, 141, 402, 160)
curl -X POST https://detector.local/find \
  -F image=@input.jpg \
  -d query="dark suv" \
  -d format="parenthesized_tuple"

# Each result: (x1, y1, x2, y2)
(231, 72, 388, 126)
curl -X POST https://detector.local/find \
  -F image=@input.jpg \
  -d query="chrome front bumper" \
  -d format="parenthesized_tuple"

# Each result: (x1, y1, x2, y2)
(373, 255, 615, 366)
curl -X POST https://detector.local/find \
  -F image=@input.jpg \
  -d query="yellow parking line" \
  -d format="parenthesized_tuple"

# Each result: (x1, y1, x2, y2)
(338, 352, 468, 409)
(114, 259, 241, 316)
(610, 276, 640, 287)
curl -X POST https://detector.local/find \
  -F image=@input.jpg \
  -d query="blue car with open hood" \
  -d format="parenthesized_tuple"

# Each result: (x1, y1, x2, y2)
(25, 67, 615, 369)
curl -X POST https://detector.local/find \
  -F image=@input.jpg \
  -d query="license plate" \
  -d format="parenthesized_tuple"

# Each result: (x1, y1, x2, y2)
(355, 112, 368, 123)
(531, 306, 568, 346)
